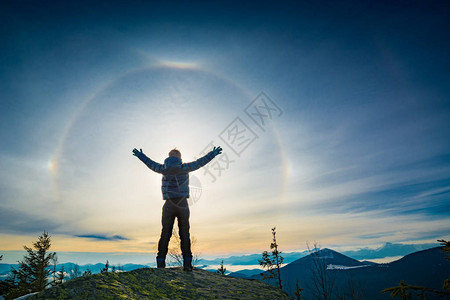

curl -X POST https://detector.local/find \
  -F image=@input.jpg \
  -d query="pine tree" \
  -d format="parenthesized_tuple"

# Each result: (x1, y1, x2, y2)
(217, 260, 227, 275)
(258, 227, 284, 289)
(83, 269, 92, 277)
(7, 232, 56, 298)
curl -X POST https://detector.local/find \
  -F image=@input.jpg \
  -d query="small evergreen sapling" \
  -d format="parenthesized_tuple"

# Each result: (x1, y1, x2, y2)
(294, 279, 304, 300)
(217, 260, 227, 275)
(101, 260, 110, 273)
(258, 227, 284, 289)
(56, 266, 65, 285)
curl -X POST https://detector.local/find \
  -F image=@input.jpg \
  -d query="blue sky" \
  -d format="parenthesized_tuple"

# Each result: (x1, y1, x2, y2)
(0, 0, 449, 264)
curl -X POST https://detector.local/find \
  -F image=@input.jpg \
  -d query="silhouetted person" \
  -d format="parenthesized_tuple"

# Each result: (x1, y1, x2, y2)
(132, 146, 222, 271)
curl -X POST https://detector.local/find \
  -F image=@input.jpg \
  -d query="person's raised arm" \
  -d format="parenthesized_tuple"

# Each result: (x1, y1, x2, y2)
(132, 148, 164, 173)
(182, 146, 223, 172)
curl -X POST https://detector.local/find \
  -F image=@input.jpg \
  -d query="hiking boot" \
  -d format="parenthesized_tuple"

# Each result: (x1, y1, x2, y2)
(156, 257, 165, 268)
(183, 257, 193, 272)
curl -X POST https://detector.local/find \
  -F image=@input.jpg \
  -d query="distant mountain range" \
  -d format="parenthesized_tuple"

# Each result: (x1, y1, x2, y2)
(0, 242, 439, 279)
(227, 268, 263, 278)
(0, 263, 18, 276)
(341, 242, 438, 260)
(197, 242, 438, 266)
(0, 262, 148, 279)
(197, 251, 309, 266)
(246, 247, 449, 300)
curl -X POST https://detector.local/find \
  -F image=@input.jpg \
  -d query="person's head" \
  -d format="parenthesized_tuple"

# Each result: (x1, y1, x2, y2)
(168, 148, 182, 160)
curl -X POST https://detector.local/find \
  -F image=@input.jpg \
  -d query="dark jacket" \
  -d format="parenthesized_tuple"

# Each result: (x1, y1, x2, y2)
(136, 151, 216, 200)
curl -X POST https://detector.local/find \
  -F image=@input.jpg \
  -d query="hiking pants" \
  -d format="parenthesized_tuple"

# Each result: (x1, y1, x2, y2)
(156, 198, 192, 260)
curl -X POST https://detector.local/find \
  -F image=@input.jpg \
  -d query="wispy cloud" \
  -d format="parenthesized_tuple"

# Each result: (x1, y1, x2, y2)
(75, 235, 130, 241)
(356, 232, 397, 240)
(0, 206, 59, 235)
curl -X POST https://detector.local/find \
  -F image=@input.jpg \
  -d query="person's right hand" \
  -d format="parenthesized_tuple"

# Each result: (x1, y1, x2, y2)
(133, 148, 143, 157)
(213, 146, 223, 156)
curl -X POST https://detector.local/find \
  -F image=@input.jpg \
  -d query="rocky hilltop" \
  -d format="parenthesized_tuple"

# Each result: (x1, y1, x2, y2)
(27, 267, 290, 299)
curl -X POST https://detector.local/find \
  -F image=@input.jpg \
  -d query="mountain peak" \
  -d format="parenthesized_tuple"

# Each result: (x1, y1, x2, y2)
(27, 268, 290, 299)
(288, 247, 364, 267)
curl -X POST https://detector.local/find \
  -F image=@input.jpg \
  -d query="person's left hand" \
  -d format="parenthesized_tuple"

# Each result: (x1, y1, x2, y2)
(213, 146, 223, 156)
(133, 148, 143, 157)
